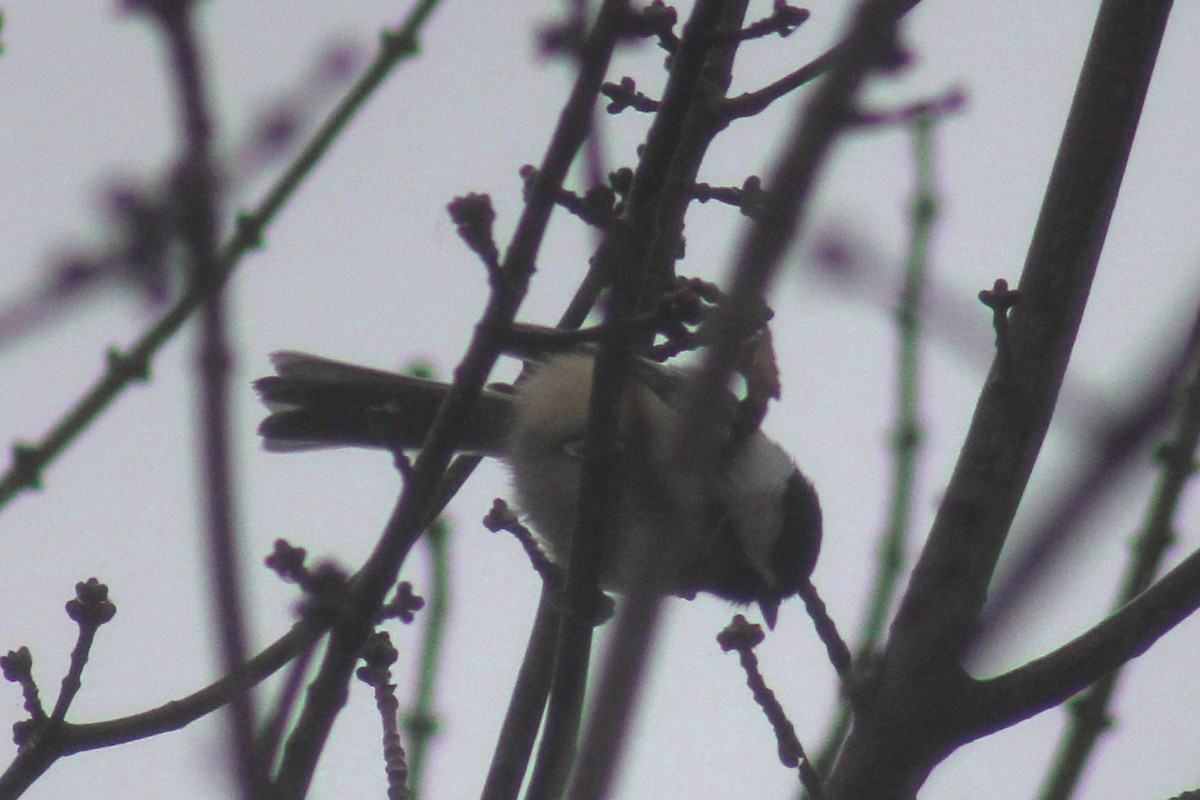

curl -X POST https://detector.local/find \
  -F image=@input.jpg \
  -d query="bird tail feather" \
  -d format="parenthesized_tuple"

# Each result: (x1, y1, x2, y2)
(254, 351, 512, 454)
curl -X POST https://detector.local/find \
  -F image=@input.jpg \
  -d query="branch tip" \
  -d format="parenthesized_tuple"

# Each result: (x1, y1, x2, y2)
(447, 192, 502, 279)
(65, 579, 117, 628)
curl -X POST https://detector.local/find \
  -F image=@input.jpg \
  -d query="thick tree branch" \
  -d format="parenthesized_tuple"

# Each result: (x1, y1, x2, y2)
(825, 2, 1174, 798)
(972, 299, 1200, 660)
(888, 0, 1172, 677)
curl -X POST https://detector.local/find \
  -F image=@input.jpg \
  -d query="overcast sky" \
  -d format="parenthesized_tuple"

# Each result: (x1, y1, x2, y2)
(3, 2, 1200, 799)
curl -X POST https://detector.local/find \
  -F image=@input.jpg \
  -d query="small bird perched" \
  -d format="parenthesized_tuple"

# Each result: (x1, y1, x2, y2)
(255, 351, 821, 627)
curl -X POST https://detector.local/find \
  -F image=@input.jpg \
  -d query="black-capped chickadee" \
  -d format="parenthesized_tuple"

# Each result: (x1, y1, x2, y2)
(254, 351, 821, 627)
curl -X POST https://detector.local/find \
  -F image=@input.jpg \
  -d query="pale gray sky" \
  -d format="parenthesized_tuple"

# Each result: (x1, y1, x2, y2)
(3, 2, 1200, 799)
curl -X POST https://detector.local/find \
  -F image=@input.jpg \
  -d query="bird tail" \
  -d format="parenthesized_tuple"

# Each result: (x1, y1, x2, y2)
(254, 351, 513, 454)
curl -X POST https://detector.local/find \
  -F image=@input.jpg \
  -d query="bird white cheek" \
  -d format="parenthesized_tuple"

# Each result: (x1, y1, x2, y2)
(718, 434, 797, 586)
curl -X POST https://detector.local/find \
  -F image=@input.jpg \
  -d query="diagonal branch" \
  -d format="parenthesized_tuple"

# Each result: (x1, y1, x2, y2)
(0, 618, 326, 799)
(722, 45, 838, 120)
(270, 2, 631, 796)
(0, 1, 444, 512)
(972, 298, 1200, 661)
(887, 0, 1173, 680)
(966, 540, 1200, 738)
(826, 1, 1173, 798)
(1032, 310, 1200, 800)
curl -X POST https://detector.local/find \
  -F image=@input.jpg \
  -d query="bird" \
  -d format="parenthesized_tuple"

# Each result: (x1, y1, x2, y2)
(254, 350, 821, 628)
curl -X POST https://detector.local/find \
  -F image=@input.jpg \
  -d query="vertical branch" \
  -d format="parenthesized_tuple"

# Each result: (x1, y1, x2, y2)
(814, 111, 938, 779)
(533, 2, 773, 796)
(695, 0, 919, 399)
(860, 112, 936, 661)
(480, 590, 561, 800)
(567, 591, 664, 800)
(143, 1, 259, 796)
(404, 518, 450, 797)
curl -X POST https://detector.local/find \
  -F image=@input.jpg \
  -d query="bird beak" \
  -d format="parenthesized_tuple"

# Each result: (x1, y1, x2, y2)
(759, 597, 780, 630)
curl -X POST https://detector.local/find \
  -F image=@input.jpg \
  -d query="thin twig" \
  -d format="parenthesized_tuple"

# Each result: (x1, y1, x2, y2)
(403, 518, 450, 796)
(358, 632, 413, 800)
(718, 615, 824, 799)
(0, 616, 328, 798)
(146, 3, 260, 795)
(798, 580, 852, 682)
(271, 1, 627, 795)
(692, 0, 919, 470)
(859, 112, 935, 657)
(0, 0, 444, 511)
(722, 45, 837, 120)
(50, 580, 117, 724)
(814, 111, 937, 773)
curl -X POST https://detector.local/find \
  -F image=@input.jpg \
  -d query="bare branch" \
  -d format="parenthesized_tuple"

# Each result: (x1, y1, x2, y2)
(827, 2, 1175, 797)
(972, 299, 1200, 659)
(0, 0, 442, 511)
(888, 0, 1172, 669)
(968, 541, 1200, 738)
(272, 1, 630, 795)
(719, 615, 824, 799)
(141, 2, 261, 793)
(0, 617, 327, 798)
(480, 591, 561, 800)
(722, 46, 836, 121)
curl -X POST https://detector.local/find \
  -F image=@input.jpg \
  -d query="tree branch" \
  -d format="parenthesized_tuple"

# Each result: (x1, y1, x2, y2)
(529, 2, 763, 795)
(1012, 324, 1200, 799)
(722, 45, 838, 120)
(145, 3, 261, 794)
(887, 0, 1172, 678)
(826, 1, 1174, 797)
(271, 1, 629, 796)
(0, 618, 326, 799)
(0, 0, 444, 512)
(971, 299, 1200, 660)
(479, 590, 561, 800)
(968, 541, 1200, 738)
